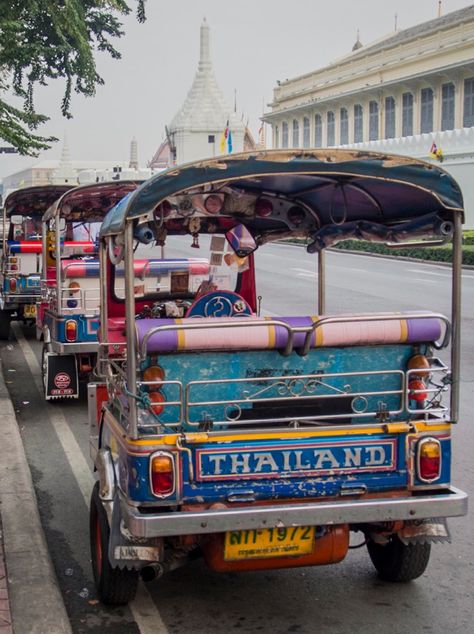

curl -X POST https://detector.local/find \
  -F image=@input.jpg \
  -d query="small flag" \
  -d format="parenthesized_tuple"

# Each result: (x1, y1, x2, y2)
(220, 120, 229, 154)
(429, 142, 444, 162)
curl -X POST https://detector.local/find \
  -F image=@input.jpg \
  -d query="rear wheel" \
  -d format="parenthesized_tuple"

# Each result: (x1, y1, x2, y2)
(0, 310, 11, 340)
(41, 343, 51, 398)
(367, 535, 431, 582)
(89, 482, 139, 605)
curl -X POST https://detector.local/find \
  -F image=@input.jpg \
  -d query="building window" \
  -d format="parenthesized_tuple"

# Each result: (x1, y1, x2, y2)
(327, 111, 335, 146)
(441, 83, 455, 131)
(303, 117, 310, 148)
(354, 104, 363, 143)
(282, 121, 288, 148)
(385, 97, 395, 138)
(292, 119, 299, 148)
(275, 125, 279, 148)
(369, 101, 379, 141)
(463, 77, 474, 127)
(402, 92, 413, 136)
(315, 114, 322, 147)
(420, 88, 433, 134)
(340, 108, 348, 144)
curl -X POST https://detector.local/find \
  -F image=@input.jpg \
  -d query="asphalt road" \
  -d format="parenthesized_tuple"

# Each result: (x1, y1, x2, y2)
(1, 245, 473, 634)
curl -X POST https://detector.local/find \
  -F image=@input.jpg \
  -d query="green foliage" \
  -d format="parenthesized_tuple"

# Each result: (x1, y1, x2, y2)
(0, 0, 146, 155)
(463, 230, 474, 245)
(334, 239, 474, 266)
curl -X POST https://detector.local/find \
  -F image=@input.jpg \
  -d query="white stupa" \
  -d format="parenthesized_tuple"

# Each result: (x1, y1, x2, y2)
(51, 135, 77, 184)
(150, 19, 248, 167)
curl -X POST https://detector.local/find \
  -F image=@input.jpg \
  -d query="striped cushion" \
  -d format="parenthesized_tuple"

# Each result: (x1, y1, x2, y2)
(136, 313, 444, 355)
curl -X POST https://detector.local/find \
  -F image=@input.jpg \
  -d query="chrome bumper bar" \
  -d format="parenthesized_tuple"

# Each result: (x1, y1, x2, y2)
(51, 341, 99, 354)
(121, 486, 468, 538)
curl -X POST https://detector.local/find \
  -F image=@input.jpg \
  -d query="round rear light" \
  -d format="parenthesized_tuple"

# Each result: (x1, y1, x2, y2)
(9, 278, 17, 292)
(255, 198, 273, 217)
(204, 194, 223, 214)
(287, 206, 306, 226)
(143, 365, 165, 385)
(407, 354, 430, 377)
(149, 391, 165, 415)
(408, 379, 428, 402)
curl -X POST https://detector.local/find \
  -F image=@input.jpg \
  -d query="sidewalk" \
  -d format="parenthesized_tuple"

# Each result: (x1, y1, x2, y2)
(0, 361, 72, 634)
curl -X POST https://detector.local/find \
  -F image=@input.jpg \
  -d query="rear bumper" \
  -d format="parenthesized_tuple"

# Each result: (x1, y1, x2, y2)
(50, 341, 99, 354)
(121, 486, 468, 538)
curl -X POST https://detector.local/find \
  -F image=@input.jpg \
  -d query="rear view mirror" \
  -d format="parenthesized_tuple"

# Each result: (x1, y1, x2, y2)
(10, 215, 23, 225)
(225, 224, 257, 258)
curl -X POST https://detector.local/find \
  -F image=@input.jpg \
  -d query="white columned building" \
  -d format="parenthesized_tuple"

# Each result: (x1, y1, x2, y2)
(263, 6, 474, 227)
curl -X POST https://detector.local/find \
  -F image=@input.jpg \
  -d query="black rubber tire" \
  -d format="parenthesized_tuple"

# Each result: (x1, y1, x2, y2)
(367, 535, 431, 582)
(41, 344, 48, 398)
(0, 310, 11, 340)
(89, 482, 139, 605)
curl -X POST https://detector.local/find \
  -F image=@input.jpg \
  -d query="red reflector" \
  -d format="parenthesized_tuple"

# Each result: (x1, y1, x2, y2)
(65, 320, 77, 342)
(150, 453, 174, 496)
(9, 278, 17, 292)
(408, 379, 428, 402)
(149, 390, 165, 415)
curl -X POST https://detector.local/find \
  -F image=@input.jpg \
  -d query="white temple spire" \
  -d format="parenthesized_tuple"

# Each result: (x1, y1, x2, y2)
(129, 137, 138, 169)
(52, 134, 76, 184)
(199, 18, 211, 70)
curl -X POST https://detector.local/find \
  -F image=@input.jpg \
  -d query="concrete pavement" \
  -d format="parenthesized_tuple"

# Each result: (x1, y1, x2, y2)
(0, 360, 72, 634)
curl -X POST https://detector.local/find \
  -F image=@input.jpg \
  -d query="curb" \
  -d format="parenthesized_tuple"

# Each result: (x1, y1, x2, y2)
(0, 360, 72, 634)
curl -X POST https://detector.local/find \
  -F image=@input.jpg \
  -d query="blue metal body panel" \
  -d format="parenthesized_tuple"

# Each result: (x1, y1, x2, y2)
(43, 311, 99, 343)
(140, 344, 419, 429)
(100, 413, 451, 504)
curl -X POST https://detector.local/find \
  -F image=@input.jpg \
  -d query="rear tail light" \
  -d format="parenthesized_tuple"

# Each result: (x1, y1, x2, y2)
(407, 354, 430, 377)
(417, 438, 441, 482)
(150, 452, 175, 496)
(9, 278, 17, 292)
(67, 281, 80, 309)
(143, 365, 166, 414)
(408, 378, 428, 403)
(143, 365, 165, 385)
(9, 257, 18, 271)
(65, 319, 77, 342)
(149, 391, 165, 415)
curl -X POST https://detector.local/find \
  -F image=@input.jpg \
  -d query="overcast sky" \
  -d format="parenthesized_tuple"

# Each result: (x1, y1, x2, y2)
(1, 0, 472, 179)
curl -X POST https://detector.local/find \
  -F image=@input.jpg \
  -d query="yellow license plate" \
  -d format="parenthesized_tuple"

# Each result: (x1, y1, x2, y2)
(224, 526, 315, 561)
(24, 304, 36, 318)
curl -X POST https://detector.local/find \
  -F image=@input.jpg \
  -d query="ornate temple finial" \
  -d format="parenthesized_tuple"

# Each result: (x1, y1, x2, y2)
(129, 137, 138, 170)
(199, 18, 211, 70)
(352, 29, 363, 51)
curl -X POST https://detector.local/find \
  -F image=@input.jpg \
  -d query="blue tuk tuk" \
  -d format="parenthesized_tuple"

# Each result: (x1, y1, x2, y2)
(89, 149, 467, 605)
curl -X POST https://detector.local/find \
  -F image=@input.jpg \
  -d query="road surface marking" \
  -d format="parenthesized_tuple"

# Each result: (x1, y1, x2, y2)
(406, 269, 450, 277)
(12, 323, 169, 634)
(292, 267, 317, 276)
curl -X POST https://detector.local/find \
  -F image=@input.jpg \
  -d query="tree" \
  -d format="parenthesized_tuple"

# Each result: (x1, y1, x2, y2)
(0, 1, 146, 155)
